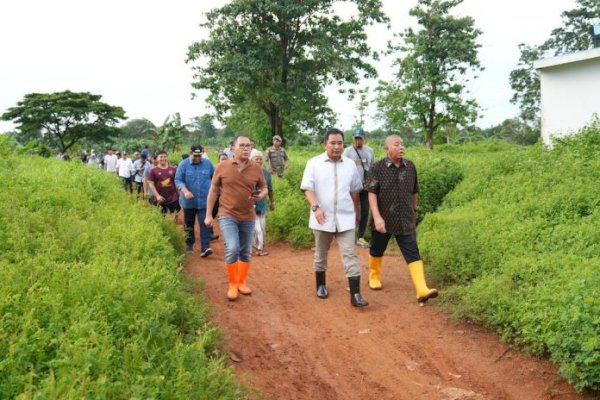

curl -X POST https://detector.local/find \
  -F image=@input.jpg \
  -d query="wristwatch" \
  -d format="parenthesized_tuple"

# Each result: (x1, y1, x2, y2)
(311, 204, 320, 212)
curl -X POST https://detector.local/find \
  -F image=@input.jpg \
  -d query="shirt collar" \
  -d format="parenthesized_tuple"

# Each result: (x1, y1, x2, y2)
(323, 152, 344, 163)
(384, 157, 407, 168)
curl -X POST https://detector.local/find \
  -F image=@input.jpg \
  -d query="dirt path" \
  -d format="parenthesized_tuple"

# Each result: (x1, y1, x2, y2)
(184, 236, 592, 400)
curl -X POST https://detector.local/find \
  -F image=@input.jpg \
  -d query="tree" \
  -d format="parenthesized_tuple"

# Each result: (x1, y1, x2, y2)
(157, 113, 188, 153)
(376, 0, 482, 149)
(190, 114, 218, 139)
(186, 0, 388, 142)
(1, 91, 126, 153)
(509, 0, 600, 124)
(481, 118, 539, 145)
(120, 118, 157, 140)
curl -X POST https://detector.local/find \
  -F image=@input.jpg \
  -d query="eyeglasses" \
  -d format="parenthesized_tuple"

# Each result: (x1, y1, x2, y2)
(238, 144, 252, 148)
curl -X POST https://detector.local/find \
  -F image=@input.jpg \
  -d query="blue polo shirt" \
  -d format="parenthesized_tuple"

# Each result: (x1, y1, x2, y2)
(175, 157, 214, 209)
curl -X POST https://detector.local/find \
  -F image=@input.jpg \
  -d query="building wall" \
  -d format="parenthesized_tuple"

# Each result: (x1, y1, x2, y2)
(538, 56, 600, 146)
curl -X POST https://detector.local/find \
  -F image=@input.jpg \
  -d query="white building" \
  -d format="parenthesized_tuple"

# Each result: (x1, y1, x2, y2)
(534, 47, 600, 146)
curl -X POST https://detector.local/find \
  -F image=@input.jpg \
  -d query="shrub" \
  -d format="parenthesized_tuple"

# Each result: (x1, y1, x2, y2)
(419, 125, 600, 391)
(0, 145, 251, 399)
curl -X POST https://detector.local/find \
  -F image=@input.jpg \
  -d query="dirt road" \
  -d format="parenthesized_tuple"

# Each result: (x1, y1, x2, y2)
(184, 237, 591, 400)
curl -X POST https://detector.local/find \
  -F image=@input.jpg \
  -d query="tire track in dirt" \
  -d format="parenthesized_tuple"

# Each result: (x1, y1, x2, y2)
(184, 234, 591, 400)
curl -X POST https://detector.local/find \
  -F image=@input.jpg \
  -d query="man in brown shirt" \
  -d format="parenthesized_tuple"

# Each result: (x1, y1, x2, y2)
(366, 134, 438, 306)
(205, 135, 268, 301)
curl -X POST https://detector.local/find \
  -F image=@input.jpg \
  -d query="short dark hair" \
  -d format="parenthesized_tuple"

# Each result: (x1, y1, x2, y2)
(156, 150, 167, 157)
(233, 134, 249, 146)
(323, 128, 344, 144)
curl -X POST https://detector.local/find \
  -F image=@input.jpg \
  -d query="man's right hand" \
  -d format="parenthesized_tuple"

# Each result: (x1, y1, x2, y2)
(315, 208, 326, 225)
(204, 215, 213, 228)
(184, 191, 194, 200)
(374, 216, 386, 233)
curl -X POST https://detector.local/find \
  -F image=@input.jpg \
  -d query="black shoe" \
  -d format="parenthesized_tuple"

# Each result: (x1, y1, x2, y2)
(351, 293, 369, 307)
(348, 276, 368, 307)
(315, 271, 328, 299)
(317, 285, 329, 299)
(200, 248, 213, 257)
(186, 244, 193, 254)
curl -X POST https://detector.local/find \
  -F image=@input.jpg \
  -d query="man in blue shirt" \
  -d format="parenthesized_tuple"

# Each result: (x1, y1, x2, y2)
(175, 144, 215, 256)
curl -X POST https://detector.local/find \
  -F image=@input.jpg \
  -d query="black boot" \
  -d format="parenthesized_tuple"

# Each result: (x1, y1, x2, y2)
(349, 276, 368, 307)
(315, 271, 328, 299)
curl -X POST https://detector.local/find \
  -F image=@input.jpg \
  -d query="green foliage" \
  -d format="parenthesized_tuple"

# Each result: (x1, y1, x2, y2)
(267, 148, 317, 248)
(377, 0, 482, 149)
(0, 144, 251, 399)
(509, 0, 600, 124)
(419, 123, 600, 391)
(187, 0, 388, 141)
(413, 155, 463, 224)
(1, 91, 126, 153)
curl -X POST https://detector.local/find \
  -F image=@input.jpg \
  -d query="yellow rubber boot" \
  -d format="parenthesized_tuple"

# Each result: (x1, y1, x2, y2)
(226, 262, 239, 301)
(368, 256, 383, 290)
(407, 260, 438, 305)
(237, 261, 252, 295)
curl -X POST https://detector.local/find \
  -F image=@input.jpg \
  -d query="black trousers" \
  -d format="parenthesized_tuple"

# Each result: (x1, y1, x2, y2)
(357, 190, 370, 238)
(369, 230, 420, 264)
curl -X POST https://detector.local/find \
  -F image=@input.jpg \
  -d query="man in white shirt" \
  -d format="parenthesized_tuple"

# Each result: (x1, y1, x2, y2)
(103, 149, 118, 173)
(300, 128, 368, 307)
(116, 151, 134, 194)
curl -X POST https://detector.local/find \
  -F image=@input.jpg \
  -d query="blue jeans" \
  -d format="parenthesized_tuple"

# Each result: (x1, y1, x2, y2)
(184, 208, 211, 251)
(218, 216, 255, 264)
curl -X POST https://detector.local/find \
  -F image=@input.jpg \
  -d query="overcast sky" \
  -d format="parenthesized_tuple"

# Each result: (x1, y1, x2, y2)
(0, 0, 576, 134)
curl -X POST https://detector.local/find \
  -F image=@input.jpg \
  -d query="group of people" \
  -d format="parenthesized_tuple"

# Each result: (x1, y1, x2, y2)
(87, 129, 436, 308)
(94, 137, 283, 284)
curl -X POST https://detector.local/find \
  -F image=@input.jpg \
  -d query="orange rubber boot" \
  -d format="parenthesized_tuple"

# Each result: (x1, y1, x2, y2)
(226, 262, 239, 301)
(237, 261, 252, 295)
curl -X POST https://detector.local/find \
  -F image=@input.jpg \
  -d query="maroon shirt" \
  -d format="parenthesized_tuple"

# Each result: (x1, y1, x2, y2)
(147, 166, 179, 205)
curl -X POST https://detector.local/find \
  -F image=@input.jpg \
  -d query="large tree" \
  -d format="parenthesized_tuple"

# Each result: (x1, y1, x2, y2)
(186, 0, 388, 142)
(1, 91, 126, 153)
(376, 0, 482, 149)
(509, 0, 600, 124)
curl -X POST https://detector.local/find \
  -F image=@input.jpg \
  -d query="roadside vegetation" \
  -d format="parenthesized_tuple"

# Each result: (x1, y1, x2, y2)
(0, 136, 252, 399)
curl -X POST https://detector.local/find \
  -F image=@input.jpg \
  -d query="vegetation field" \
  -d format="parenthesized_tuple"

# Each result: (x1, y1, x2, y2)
(0, 137, 251, 399)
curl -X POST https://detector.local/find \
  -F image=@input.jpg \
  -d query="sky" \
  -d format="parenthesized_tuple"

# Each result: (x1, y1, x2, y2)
(0, 0, 576, 134)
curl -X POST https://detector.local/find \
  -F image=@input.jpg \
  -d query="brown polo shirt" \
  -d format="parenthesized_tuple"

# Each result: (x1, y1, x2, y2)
(366, 157, 419, 235)
(212, 158, 267, 221)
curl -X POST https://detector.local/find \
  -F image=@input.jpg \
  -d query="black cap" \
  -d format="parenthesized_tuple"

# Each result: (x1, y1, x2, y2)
(190, 144, 202, 155)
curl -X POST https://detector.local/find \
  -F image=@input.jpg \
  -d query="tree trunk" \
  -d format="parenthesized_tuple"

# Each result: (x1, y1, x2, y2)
(268, 103, 284, 143)
(425, 133, 434, 150)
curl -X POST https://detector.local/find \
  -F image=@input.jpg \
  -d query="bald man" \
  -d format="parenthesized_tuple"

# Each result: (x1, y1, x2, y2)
(365, 134, 438, 306)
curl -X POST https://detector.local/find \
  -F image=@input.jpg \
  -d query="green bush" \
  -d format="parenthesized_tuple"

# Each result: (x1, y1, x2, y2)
(420, 124, 600, 391)
(411, 154, 463, 224)
(0, 145, 251, 399)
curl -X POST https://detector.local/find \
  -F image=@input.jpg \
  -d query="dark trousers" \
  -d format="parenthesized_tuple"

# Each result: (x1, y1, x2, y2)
(183, 208, 211, 251)
(358, 190, 370, 238)
(121, 177, 133, 193)
(369, 230, 421, 264)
